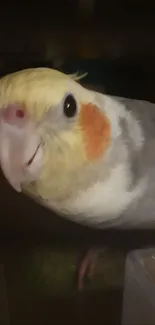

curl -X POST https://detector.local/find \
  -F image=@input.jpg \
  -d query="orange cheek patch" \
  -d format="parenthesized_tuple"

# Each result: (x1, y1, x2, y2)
(80, 103, 111, 161)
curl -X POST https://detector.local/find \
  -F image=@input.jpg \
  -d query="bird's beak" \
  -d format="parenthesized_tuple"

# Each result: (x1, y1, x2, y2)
(0, 104, 43, 192)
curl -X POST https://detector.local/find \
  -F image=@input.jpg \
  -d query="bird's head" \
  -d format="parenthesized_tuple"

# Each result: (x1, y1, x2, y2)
(0, 68, 118, 202)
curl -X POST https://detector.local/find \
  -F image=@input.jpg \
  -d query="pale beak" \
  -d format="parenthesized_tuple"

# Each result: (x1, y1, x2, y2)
(0, 104, 43, 192)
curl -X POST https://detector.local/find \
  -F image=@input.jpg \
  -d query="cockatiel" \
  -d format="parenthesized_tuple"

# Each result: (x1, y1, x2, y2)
(0, 67, 155, 289)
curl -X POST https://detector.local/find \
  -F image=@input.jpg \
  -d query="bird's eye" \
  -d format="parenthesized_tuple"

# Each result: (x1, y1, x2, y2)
(63, 94, 77, 118)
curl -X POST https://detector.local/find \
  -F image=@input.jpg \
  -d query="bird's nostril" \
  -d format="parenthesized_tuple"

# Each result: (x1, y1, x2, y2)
(16, 109, 25, 119)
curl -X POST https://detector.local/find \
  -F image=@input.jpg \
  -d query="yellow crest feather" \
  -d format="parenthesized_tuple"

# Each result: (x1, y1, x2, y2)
(69, 71, 88, 81)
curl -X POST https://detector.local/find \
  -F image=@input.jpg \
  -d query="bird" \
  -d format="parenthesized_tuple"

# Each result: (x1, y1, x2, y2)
(0, 67, 155, 290)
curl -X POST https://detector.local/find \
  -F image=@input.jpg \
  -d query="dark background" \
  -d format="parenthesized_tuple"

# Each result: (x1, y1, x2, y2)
(1, 1, 155, 324)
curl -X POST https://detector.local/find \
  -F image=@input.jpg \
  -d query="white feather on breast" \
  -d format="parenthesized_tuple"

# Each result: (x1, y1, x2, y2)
(45, 162, 147, 227)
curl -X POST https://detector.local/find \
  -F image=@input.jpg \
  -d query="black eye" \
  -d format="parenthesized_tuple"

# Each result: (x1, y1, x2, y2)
(63, 94, 77, 118)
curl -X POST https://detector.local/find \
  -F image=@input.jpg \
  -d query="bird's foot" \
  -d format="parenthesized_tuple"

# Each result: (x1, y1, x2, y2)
(77, 249, 99, 291)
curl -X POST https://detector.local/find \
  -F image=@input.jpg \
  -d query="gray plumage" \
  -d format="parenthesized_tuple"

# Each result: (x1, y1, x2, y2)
(102, 96, 155, 229)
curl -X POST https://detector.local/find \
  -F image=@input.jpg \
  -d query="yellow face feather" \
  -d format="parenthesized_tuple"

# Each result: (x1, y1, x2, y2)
(0, 67, 111, 202)
(0, 68, 73, 121)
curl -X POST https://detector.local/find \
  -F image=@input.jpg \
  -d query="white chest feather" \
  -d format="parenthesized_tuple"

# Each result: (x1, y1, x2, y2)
(46, 163, 146, 227)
